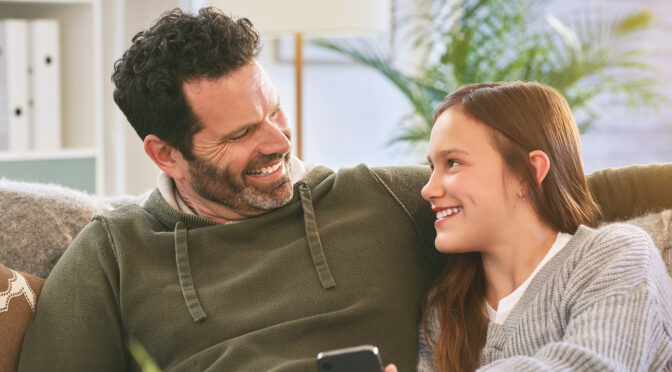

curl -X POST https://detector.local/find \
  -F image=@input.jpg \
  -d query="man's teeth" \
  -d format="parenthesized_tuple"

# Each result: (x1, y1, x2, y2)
(249, 162, 282, 175)
(436, 207, 462, 219)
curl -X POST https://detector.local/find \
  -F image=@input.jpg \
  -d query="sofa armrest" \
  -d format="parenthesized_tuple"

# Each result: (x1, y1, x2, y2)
(0, 265, 44, 372)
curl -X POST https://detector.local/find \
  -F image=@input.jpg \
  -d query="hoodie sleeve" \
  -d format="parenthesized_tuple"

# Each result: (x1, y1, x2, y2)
(370, 165, 443, 272)
(17, 217, 128, 372)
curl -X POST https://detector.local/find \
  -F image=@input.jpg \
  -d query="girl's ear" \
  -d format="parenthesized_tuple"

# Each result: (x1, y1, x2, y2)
(143, 134, 188, 180)
(528, 150, 550, 185)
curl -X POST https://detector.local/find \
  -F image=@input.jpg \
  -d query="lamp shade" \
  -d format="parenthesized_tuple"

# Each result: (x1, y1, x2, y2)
(210, 0, 391, 36)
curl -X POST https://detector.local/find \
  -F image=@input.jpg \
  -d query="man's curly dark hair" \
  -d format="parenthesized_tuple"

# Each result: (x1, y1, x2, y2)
(112, 7, 261, 160)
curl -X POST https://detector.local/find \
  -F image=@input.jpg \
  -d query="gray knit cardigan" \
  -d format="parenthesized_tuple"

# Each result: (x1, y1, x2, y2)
(418, 223, 672, 372)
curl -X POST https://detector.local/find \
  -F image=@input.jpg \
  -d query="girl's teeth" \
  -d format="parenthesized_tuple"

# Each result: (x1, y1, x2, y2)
(436, 207, 462, 219)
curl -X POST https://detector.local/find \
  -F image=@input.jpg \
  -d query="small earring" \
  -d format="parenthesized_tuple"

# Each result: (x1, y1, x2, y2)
(518, 190, 527, 200)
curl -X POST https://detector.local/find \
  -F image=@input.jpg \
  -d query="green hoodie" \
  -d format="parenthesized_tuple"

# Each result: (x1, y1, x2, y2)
(19, 165, 441, 371)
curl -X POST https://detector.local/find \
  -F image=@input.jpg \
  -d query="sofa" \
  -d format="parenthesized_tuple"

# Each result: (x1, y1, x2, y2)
(0, 179, 146, 372)
(1, 163, 671, 372)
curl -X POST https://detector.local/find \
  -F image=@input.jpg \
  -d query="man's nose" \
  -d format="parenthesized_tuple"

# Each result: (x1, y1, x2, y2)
(258, 118, 291, 155)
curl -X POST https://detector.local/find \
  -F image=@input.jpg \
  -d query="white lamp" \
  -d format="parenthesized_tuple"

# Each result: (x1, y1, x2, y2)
(210, 0, 391, 159)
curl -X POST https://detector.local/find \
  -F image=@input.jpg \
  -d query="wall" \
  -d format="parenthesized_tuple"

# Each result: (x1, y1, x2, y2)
(106, 0, 418, 195)
(104, 0, 672, 195)
(544, 0, 672, 172)
(102, 0, 182, 195)
(264, 0, 672, 174)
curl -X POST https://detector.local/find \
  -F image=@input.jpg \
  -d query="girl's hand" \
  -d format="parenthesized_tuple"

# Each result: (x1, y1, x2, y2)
(384, 364, 398, 372)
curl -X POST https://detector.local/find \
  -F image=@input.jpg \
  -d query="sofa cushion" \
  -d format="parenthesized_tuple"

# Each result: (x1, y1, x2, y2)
(0, 179, 114, 278)
(0, 264, 44, 372)
(622, 209, 672, 275)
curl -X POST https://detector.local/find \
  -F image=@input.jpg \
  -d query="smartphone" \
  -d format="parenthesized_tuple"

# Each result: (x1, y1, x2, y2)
(316, 344, 384, 372)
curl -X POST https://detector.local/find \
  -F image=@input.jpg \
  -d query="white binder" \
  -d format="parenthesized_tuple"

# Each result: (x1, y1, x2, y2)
(29, 19, 61, 151)
(0, 19, 31, 151)
(0, 21, 7, 150)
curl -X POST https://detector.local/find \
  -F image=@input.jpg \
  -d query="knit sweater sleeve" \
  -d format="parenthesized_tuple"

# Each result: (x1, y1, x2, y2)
(17, 217, 127, 371)
(417, 318, 437, 372)
(479, 224, 672, 372)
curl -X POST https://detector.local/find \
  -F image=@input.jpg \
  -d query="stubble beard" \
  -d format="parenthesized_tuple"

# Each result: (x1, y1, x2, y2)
(188, 153, 294, 214)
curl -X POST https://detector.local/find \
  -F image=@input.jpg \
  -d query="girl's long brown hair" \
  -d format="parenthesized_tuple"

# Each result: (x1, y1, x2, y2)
(424, 81, 602, 372)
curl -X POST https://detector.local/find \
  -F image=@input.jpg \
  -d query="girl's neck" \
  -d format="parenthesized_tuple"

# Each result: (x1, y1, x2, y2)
(481, 219, 558, 309)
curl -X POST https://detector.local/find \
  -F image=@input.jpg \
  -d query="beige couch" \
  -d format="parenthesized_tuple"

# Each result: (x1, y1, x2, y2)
(1, 164, 671, 372)
(0, 179, 144, 372)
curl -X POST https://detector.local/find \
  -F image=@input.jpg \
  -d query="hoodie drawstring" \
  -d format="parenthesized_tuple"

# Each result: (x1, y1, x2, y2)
(299, 183, 336, 289)
(175, 221, 207, 323)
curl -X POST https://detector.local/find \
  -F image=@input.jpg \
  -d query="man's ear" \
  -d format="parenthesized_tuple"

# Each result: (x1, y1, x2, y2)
(144, 134, 187, 180)
(528, 150, 550, 185)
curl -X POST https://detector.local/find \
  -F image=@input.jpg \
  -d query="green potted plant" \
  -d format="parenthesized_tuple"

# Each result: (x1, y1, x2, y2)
(314, 0, 665, 155)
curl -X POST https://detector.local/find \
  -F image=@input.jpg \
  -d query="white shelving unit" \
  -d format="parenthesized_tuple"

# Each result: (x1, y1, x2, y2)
(0, 0, 103, 194)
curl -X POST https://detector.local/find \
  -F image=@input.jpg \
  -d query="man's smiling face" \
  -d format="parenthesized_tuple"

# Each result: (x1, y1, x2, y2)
(180, 61, 293, 218)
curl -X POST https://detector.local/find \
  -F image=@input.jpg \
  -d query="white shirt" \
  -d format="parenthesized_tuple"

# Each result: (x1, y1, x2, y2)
(487, 232, 573, 324)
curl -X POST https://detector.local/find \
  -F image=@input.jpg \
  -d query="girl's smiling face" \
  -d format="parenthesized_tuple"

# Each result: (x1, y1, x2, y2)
(421, 106, 524, 254)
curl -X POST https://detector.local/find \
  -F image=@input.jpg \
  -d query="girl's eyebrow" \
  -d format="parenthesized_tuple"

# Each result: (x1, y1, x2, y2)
(428, 148, 469, 163)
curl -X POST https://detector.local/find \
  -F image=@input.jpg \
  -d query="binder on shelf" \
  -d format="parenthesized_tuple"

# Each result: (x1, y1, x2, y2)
(0, 19, 31, 152)
(29, 19, 61, 151)
(0, 21, 6, 150)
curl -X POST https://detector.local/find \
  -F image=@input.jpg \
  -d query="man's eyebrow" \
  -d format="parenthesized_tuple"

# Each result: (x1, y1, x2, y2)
(220, 96, 282, 140)
(218, 124, 252, 141)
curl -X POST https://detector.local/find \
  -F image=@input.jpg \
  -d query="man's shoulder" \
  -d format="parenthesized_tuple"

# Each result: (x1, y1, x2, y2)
(85, 191, 169, 236)
(369, 165, 431, 196)
(94, 201, 152, 224)
(303, 163, 430, 184)
(324, 164, 431, 199)
(369, 164, 431, 180)
(332, 163, 430, 186)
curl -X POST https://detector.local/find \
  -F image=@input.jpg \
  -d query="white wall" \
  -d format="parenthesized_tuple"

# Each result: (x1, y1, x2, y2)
(107, 0, 418, 195)
(545, 0, 672, 172)
(103, 0, 181, 195)
(261, 0, 672, 175)
(104, 0, 672, 195)
(260, 51, 417, 169)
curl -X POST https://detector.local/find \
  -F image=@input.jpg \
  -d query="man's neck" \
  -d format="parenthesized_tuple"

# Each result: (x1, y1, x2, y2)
(173, 178, 253, 223)
(157, 155, 315, 223)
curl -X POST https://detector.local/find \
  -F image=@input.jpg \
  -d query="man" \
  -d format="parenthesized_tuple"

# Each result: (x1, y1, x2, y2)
(18, 8, 439, 371)
(17, 7, 672, 372)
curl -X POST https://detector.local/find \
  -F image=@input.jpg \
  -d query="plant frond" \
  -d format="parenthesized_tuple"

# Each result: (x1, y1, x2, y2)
(311, 0, 666, 156)
(614, 11, 653, 36)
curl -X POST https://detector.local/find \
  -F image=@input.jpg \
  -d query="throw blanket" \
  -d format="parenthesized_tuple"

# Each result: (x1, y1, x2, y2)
(0, 265, 43, 372)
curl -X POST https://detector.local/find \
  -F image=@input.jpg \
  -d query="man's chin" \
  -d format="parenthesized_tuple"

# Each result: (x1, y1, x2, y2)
(243, 178, 294, 210)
